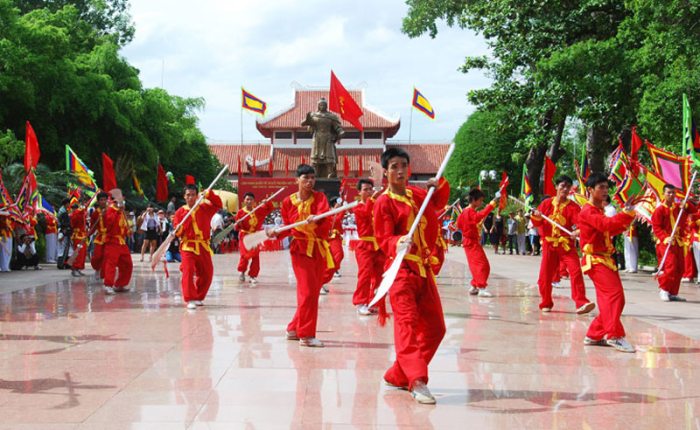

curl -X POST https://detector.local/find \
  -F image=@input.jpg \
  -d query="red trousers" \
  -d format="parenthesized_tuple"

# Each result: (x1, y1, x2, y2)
(91, 243, 104, 276)
(585, 264, 626, 339)
(237, 236, 261, 278)
(352, 247, 385, 306)
(180, 250, 214, 302)
(384, 269, 445, 390)
(103, 243, 132, 288)
(321, 238, 344, 285)
(683, 247, 697, 279)
(71, 241, 87, 270)
(537, 245, 589, 310)
(287, 253, 325, 338)
(656, 244, 683, 295)
(463, 241, 490, 288)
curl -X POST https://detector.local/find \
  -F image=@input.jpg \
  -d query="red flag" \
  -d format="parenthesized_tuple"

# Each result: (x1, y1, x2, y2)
(498, 172, 509, 210)
(251, 156, 257, 175)
(543, 156, 557, 197)
(630, 127, 643, 175)
(185, 174, 195, 185)
(343, 155, 350, 177)
(237, 155, 242, 178)
(329, 71, 364, 131)
(358, 157, 363, 177)
(285, 157, 289, 176)
(24, 121, 40, 172)
(101, 153, 117, 192)
(156, 164, 169, 202)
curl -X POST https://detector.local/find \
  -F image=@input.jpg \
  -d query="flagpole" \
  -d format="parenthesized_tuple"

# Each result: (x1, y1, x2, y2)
(408, 106, 413, 145)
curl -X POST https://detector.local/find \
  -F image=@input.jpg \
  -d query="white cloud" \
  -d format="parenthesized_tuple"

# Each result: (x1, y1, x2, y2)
(120, 0, 491, 142)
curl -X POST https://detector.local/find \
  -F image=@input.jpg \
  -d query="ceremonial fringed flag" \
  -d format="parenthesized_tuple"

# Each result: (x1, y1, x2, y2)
(412, 88, 435, 119)
(682, 94, 700, 167)
(156, 164, 169, 203)
(102, 153, 117, 192)
(520, 165, 533, 207)
(498, 172, 509, 210)
(613, 169, 645, 206)
(65, 145, 97, 191)
(132, 171, 146, 198)
(329, 71, 364, 131)
(543, 156, 557, 197)
(241, 88, 267, 115)
(609, 148, 629, 186)
(644, 166, 669, 200)
(24, 121, 40, 173)
(646, 141, 691, 192)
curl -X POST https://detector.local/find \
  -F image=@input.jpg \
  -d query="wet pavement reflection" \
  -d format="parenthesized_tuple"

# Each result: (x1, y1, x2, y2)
(0, 252, 698, 428)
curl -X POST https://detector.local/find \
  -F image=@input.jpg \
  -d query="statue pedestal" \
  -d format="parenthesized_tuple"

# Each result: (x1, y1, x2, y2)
(315, 178, 341, 201)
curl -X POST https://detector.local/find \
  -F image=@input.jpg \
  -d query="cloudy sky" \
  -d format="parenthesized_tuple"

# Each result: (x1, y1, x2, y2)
(119, 0, 490, 143)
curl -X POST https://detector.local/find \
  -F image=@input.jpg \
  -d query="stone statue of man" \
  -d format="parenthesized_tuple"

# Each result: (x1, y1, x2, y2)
(301, 97, 344, 178)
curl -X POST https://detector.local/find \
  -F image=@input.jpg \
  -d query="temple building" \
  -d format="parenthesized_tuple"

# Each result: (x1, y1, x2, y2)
(208, 86, 450, 183)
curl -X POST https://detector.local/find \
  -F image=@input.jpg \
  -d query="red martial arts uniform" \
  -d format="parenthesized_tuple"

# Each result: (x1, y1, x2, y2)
(374, 179, 450, 390)
(90, 207, 107, 276)
(682, 216, 697, 279)
(174, 190, 223, 302)
(652, 201, 688, 295)
(236, 201, 274, 278)
(351, 198, 385, 306)
(531, 198, 590, 310)
(69, 208, 88, 270)
(103, 204, 133, 289)
(321, 214, 345, 285)
(45, 216, 57, 235)
(456, 201, 495, 288)
(279, 191, 333, 339)
(578, 203, 634, 340)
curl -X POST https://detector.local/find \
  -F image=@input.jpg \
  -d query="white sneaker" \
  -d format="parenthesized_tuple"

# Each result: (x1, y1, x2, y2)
(334, 272, 341, 278)
(478, 289, 493, 297)
(194, 300, 204, 306)
(606, 337, 635, 353)
(468, 286, 479, 295)
(659, 290, 670, 302)
(357, 305, 372, 316)
(541, 307, 552, 313)
(670, 295, 687, 302)
(104, 287, 116, 295)
(299, 337, 324, 347)
(319, 286, 329, 295)
(186, 302, 197, 310)
(583, 336, 607, 346)
(286, 330, 299, 340)
(411, 381, 436, 404)
(239, 273, 246, 282)
(249, 277, 257, 285)
(576, 302, 596, 315)
(681, 277, 692, 283)
(551, 281, 561, 288)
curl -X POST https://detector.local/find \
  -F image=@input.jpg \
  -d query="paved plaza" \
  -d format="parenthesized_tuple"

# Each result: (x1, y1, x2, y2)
(0, 247, 698, 429)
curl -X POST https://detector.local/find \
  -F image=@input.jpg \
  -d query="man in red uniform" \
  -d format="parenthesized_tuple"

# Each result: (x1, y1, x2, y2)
(174, 184, 223, 309)
(652, 184, 689, 302)
(236, 192, 274, 284)
(89, 192, 109, 279)
(578, 173, 636, 352)
(352, 179, 385, 316)
(268, 165, 333, 347)
(69, 202, 88, 277)
(531, 176, 595, 314)
(374, 147, 449, 404)
(102, 196, 133, 294)
(456, 188, 498, 297)
(320, 197, 345, 293)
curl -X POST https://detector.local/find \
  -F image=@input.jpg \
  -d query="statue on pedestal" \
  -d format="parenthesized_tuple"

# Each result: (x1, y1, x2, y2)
(301, 97, 344, 178)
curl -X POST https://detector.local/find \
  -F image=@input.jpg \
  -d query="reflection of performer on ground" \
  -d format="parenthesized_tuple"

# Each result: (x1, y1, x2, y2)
(177, 310, 219, 421)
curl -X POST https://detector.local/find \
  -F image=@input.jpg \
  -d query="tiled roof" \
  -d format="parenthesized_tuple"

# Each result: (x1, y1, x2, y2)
(256, 89, 400, 138)
(209, 143, 451, 176)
